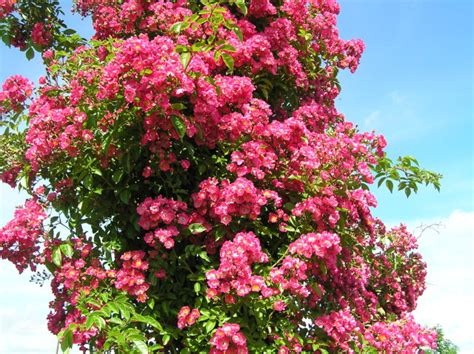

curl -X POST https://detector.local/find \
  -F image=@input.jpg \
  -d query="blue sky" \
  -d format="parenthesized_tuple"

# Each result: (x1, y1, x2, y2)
(1, 0, 473, 352)
(337, 0, 473, 221)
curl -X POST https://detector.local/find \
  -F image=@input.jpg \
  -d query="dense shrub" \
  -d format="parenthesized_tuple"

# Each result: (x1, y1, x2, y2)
(0, 0, 442, 352)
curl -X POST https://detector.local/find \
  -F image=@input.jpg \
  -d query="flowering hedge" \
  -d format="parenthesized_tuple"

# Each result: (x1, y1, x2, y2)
(0, 0, 442, 353)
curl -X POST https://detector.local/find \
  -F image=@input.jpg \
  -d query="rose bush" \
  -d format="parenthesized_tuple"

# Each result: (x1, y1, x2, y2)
(1, 0, 442, 352)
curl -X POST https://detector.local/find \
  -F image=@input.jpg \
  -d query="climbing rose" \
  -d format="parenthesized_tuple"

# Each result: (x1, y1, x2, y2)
(210, 323, 248, 354)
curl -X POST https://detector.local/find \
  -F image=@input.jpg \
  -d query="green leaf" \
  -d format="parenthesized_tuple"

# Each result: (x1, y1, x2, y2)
(141, 68, 153, 76)
(170, 21, 189, 33)
(26, 48, 34, 60)
(132, 314, 163, 332)
(119, 190, 131, 204)
(194, 282, 201, 293)
(52, 248, 62, 267)
(175, 45, 188, 53)
(377, 177, 386, 188)
(162, 334, 171, 346)
(117, 303, 131, 320)
(180, 52, 191, 69)
(385, 179, 394, 193)
(188, 223, 206, 234)
(93, 188, 103, 195)
(19, 175, 30, 191)
(112, 170, 123, 184)
(235, 0, 248, 15)
(221, 53, 234, 71)
(171, 115, 186, 139)
(171, 103, 186, 110)
(109, 317, 124, 325)
(205, 321, 216, 333)
(219, 44, 236, 52)
(85, 314, 106, 330)
(198, 251, 211, 262)
(92, 167, 103, 176)
(83, 174, 93, 189)
(104, 303, 118, 315)
(213, 50, 222, 62)
(60, 329, 73, 352)
(232, 26, 243, 41)
(87, 298, 102, 308)
(213, 7, 228, 14)
(170, 22, 182, 32)
(284, 225, 296, 232)
(95, 316, 106, 330)
(45, 260, 56, 273)
(85, 315, 98, 330)
(59, 244, 74, 258)
(63, 29, 76, 35)
(133, 340, 149, 354)
(191, 41, 206, 52)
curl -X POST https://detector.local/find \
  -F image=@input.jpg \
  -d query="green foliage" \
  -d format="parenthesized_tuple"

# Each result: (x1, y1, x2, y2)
(372, 155, 442, 197)
(0, 0, 446, 353)
(426, 326, 459, 354)
(0, 0, 85, 56)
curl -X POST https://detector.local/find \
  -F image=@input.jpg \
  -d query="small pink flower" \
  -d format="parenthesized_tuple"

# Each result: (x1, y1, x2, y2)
(42, 49, 54, 60)
(81, 130, 94, 142)
(272, 300, 287, 312)
(0, 0, 15, 18)
(154, 269, 166, 279)
(31, 23, 53, 47)
(177, 306, 200, 330)
(142, 166, 152, 178)
(210, 323, 248, 353)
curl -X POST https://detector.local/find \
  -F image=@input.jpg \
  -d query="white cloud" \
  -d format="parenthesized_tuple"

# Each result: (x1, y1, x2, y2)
(389, 90, 408, 105)
(0, 184, 26, 224)
(363, 110, 381, 127)
(410, 210, 474, 352)
(0, 186, 73, 352)
(0, 263, 57, 353)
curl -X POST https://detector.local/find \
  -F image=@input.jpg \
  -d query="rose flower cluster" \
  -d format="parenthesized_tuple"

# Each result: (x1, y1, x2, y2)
(0, 0, 438, 352)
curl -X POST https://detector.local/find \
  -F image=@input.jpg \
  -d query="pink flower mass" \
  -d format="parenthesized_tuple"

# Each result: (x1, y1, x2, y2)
(0, 75, 33, 113)
(0, 0, 15, 19)
(210, 323, 248, 354)
(177, 306, 200, 329)
(31, 23, 53, 47)
(0, 0, 441, 352)
(0, 199, 46, 272)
